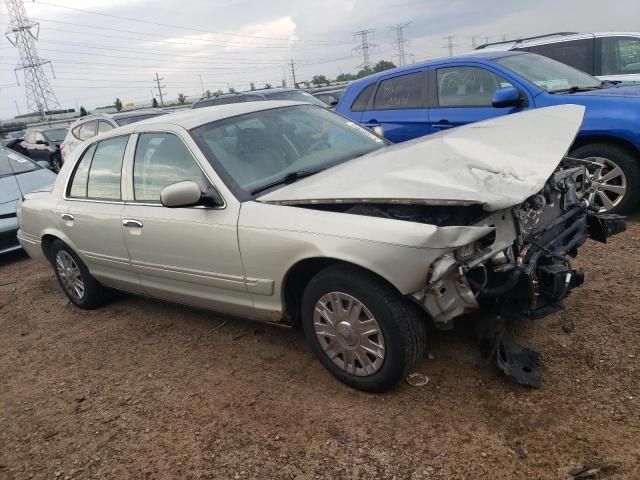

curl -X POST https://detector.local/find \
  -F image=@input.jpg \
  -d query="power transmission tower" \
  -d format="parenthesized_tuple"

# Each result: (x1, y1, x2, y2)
(4, 0, 60, 119)
(391, 22, 411, 66)
(470, 35, 481, 49)
(290, 59, 297, 87)
(154, 72, 165, 106)
(353, 29, 377, 68)
(443, 35, 458, 57)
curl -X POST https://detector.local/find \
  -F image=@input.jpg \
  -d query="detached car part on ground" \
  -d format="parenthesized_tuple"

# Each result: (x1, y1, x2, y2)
(16, 102, 624, 392)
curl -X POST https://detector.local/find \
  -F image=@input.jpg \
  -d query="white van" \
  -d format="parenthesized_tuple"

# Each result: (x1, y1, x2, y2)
(476, 32, 640, 85)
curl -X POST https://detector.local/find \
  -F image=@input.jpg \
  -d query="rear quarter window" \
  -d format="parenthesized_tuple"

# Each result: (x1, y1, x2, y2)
(350, 83, 376, 112)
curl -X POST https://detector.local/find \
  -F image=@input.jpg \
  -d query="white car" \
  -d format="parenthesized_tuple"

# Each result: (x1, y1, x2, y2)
(477, 32, 640, 85)
(16, 101, 624, 391)
(61, 109, 167, 163)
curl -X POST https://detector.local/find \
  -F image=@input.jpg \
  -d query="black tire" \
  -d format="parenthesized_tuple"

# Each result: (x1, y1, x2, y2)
(301, 264, 426, 392)
(50, 239, 109, 309)
(570, 142, 640, 214)
(50, 154, 63, 173)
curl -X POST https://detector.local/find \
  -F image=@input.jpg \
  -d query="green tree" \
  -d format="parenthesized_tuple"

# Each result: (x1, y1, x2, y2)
(79, 106, 88, 117)
(336, 73, 355, 82)
(228, 86, 236, 93)
(114, 98, 123, 112)
(281, 78, 286, 87)
(372, 60, 396, 73)
(214, 89, 224, 96)
(264, 83, 272, 89)
(250, 82, 256, 91)
(205, 89, 212, 98)
(177, 93, 186, 104)
(152, 97, 159, 108)
(312, 75, 329, 85)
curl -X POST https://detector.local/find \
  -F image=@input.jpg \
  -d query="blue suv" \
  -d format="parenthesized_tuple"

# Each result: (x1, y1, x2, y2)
(336, 51, 640, 213)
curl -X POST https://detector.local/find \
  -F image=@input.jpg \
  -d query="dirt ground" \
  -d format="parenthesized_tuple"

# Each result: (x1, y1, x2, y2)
(1, 219, 639, 480)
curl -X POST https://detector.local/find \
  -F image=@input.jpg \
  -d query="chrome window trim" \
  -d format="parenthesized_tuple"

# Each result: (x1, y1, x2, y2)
(124, 129, 227, 211)
(63, 133, 133, 205)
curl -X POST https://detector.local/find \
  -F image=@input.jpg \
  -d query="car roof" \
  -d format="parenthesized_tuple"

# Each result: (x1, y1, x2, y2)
(107, 100, 307, 132)
(477, 31, 640, 51)
(346, 50, 525, 89)
(68, 109, 166, 126)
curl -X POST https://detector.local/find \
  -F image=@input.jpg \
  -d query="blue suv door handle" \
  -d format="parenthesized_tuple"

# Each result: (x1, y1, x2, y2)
(364, 120, 380, 127)
(433, 119, 453, 130)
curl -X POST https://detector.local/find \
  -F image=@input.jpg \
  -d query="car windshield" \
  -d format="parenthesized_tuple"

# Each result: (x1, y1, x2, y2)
(496, 53, 602, 92)
(115, 112, 166, 126)
(264, 90, 328, 107)
(0, 147, 39, 176)
(43, 128, 67, 142)
(191, 105, 385, 196)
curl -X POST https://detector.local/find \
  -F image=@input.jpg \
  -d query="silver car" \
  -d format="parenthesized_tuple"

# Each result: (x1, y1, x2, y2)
(16, 101, 624, 391)
(1, 147, 56, 254)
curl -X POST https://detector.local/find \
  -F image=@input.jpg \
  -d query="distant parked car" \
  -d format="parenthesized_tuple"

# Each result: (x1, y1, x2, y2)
(191, 88, 327, 109)
(312, 88, 347, 108)
(18, 127, 67, 173)
(62, 109, 167, 162)
(1, 147, 56, 254)
(476, 32, 640, 85)
(336, 50, 640, 213)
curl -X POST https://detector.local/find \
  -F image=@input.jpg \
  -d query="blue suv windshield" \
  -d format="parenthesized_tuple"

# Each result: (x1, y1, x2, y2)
(497, 53, 602, 92)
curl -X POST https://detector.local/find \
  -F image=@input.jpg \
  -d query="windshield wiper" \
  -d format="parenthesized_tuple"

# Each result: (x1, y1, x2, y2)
(550, 85, 602, 94)
(250, 169, 320, 196)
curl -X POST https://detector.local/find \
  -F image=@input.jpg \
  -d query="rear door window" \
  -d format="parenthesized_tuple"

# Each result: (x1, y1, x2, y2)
(68, 144, 97, 198)
(600, 36, 640, 75)
(372, 72, 425, 110)
(86, 136, 128, 200)
(525, 39, 595, 74)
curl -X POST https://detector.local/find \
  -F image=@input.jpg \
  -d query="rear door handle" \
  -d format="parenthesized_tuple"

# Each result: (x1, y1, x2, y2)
(61, 213, 74, 221)
(122, 219, 143, 228)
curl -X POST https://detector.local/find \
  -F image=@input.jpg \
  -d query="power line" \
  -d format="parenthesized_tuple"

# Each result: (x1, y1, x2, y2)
(390, 22, 411, 66)
(353, 29, 377, 68)
(4, 0, 60, 118)
(31, 1, 347, 45)
(154, 72, 165, 106)
(442, 35, 458, 56)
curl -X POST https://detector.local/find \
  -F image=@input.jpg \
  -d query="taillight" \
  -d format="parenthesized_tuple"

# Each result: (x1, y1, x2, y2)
(60, 144, 65, 150)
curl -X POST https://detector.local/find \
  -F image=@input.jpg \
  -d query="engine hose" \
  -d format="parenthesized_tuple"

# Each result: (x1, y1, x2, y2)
(469, 267, 523, 297)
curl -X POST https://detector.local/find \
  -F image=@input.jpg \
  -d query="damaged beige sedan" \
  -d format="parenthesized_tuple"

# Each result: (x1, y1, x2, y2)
(17, 102, 625, 391)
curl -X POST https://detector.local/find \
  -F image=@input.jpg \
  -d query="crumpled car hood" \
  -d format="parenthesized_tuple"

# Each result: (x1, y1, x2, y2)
(258, 105, 585, 211)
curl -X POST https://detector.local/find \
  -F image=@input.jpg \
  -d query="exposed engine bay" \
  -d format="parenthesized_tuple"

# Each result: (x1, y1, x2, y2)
(300, 160, 626, 387)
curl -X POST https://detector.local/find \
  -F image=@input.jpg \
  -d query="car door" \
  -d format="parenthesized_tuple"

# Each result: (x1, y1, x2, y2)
(595, 36, 640, 85)
(428, 65, 527, 132)
(60, 135, 140, 291)
(359, 70, 429, 143)
(120, 130, 253, 316)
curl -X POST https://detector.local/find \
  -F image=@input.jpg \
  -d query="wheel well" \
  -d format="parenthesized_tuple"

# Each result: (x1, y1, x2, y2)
(571, 135, 640, 158)
(282, 258, 401, 324)
(41, 234, 61, 264)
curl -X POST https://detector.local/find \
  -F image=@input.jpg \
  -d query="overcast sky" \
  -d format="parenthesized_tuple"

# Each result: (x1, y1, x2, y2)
(1, 0, 639, 118)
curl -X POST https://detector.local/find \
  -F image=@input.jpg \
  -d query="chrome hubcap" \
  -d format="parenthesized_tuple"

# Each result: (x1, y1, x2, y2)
(313, 292, 385, 377)
(55, 251, 85, 300)
(583, 157, 626, 212)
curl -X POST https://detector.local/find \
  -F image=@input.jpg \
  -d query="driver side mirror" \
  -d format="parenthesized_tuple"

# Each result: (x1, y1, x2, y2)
(160, 180, 224, 208)
(492, 86, 523, 108)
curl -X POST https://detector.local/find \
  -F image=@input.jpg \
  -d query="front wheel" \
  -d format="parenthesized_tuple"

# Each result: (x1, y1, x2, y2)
(570, 143, 640, 214)
(51, 240, 109, 309)
(301, 264, 426, 392)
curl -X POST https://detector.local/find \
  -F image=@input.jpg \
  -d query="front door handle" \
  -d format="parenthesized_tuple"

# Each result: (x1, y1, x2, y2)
(363, 120, 380, 127)
(61, 213, 74, 221)
(432, 119, 453, 130)
(122, 219, 143, 228)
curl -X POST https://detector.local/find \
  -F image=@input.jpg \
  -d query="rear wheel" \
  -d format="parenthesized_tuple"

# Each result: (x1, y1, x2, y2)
(50, 153, 62, 173)
(301, 264, 426, 392)
(570, 143, 640, 214)
(51, 240, 109, 309)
